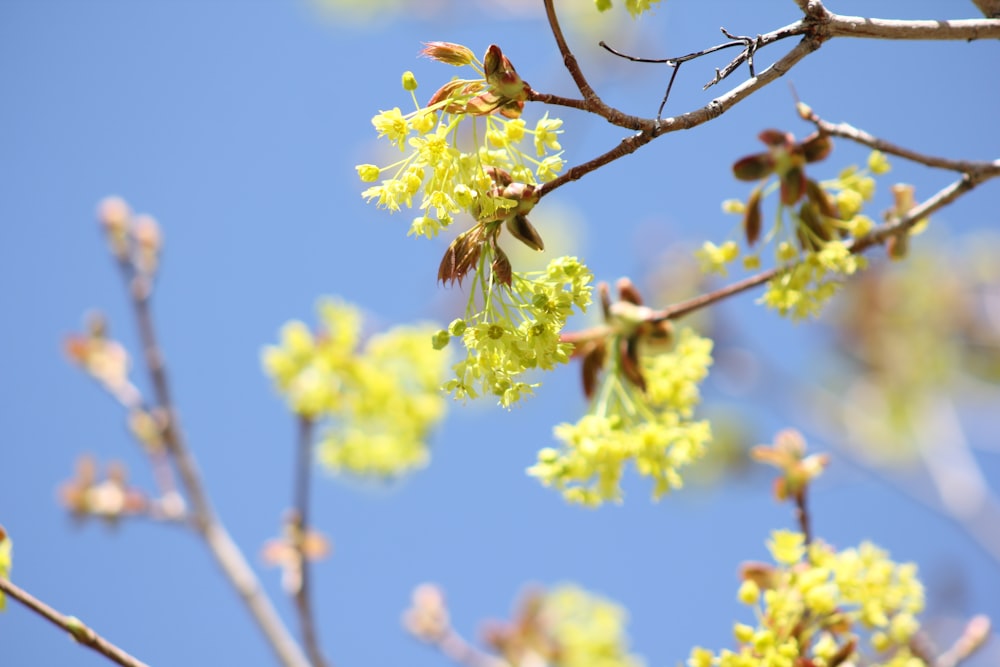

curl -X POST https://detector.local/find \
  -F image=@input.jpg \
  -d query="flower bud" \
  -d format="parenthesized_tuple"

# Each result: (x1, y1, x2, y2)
(401, 70, 418, 91)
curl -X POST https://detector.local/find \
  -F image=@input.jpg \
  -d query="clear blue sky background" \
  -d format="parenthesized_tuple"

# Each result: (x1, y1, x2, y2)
(2, 1, 999, 666)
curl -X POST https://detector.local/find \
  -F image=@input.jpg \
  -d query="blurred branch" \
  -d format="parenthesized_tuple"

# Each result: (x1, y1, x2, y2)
(0, 575, 150, 667)
(111, 226, 310, 667)
(292, 415, 328, 667)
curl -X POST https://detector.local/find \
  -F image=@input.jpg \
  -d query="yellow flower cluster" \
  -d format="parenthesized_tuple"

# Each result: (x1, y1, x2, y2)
(713, 146, 892, 319)
(357, 46, 565, 240)
(689, 530, 926, 667)
(541, 585, 644, 667)
(262, 299, 449, 478)
(594, 0, 664, 18)
(760, 240, 866, 319)
(529, 328, 713, 506)
(435, 255, 593, 407)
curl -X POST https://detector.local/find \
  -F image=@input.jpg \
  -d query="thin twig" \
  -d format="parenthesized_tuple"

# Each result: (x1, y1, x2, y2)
(125, 275, 310, 667)
(794, 488, 813, 546)
(808, 116, 1000, 176)
(293, 415, 328, 667)
(0, 575, 151, 667)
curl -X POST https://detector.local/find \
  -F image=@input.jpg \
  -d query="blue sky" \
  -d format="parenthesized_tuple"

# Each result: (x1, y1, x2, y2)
(2, 1, 999, 666)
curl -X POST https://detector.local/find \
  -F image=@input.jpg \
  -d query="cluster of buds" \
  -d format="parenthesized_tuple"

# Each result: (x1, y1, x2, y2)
(63, 312, 141, 408)
(424, 43, 531, 119)
(732, 129, 834, 250)
(97, 197, 163, 294)
(750, 428, 829, 504)
(438, 166, 543, 287)
(261, 510, 331, 595)
(402, 583, 451, 644)
(573, 278, 674, 398)
(58, 456, 148, 525)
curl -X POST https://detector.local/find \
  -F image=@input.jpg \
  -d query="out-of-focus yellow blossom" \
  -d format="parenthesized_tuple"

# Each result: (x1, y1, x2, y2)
(529, 328, 713, 506)
(696, 240, 740, 276)
(541, 585, 644, 667)
(595, 0, 664, 18)
(690, 531, 926, 667)
(262, 298, 449, 478)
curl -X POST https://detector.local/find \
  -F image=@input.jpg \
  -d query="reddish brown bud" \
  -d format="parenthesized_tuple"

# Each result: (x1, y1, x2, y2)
(438, 228, 483, 285)
(490, 247, 513, 287)
(616, 277, 643, 305)
(505, 214, 545, 251)
(800, 132, 832, 163)
(620, 337, 647, 392)
(420, 42, 476, 66)
(780, 165, 806, 205)
(743, 186, 763, 246)
(581, 341, 608, 400)
(732, 153, 775, 181)
(758, 129, 793, 148)
(805, 179, 838, 220)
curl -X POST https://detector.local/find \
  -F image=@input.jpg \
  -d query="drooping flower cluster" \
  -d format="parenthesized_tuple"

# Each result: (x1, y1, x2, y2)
(530, 281, 713, 505)
(262, 298, 449, 477)
(433, 255, 593, 407)
(688, 531, 926, 667)
(701, 127, 898, 319)
(357, 42, 565, 241)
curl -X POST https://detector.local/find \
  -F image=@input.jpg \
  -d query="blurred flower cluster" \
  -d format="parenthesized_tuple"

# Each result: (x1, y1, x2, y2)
(262, 299, 449, 477)
(702, 127, 906, 319)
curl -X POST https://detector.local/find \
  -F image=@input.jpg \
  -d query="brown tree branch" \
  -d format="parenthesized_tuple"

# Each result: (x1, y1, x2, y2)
(292, 415, 328, 667)
(972, 0, 1000, 18)
(807, 115, 1000, 176)
(124, 275, 310, 667)
(533, 2, 999, 197)
(0, 575, 151, 667)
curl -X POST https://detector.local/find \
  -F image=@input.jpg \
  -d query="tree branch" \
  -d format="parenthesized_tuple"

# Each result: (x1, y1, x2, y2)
(293, 415, 328, 667)
(124, 275, 310, 667)
(807, 115, 1000, 176)
(0, 575, 151, 667)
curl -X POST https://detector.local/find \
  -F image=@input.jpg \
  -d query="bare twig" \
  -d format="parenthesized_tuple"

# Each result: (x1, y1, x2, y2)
(124, 273, 309, 667)
(807, 115, 1000, 176)
(293, 415, 328, 667)
(794, 488, 813, 546)
(0, 575, 151, 667)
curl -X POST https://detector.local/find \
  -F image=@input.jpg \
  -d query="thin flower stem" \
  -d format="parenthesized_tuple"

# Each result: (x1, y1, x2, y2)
(293, 415, 329, 667)
(794, 488, 813, 546)
(125, 274, 310, 667)
(0, 575, 151, 667)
